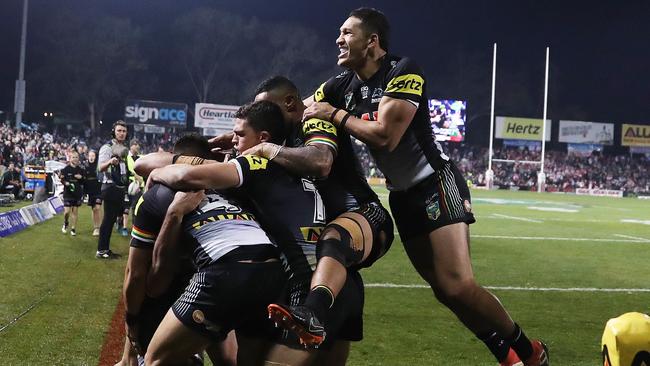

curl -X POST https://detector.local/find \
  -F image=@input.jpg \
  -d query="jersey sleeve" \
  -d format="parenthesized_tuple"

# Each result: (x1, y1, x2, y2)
(230, 155, 270, 190)
(312, 70, 350, 104)
(383, 58, 425, 105)
(130, 184, 175, 249)
(302, 118, 338, 155)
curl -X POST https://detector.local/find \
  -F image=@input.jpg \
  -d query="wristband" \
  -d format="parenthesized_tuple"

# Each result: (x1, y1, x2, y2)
(339, 113, 351, 131)
(268, 145, 283, 161)
(125, 312, 139, 327)
(171, 154, 181, 164)
(329, 108, 341, 123)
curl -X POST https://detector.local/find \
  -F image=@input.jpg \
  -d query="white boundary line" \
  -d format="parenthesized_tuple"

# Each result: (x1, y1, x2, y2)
(491, 214, 543, 223)
(472, 234, 648, 243)
(366, 283, 650, 293)
(614, 234, 650, 242)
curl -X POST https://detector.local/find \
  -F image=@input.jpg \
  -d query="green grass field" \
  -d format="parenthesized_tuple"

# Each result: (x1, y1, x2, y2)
(1, 188, 648, 365)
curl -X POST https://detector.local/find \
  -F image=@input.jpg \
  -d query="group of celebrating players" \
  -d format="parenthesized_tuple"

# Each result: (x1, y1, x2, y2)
(116, 8, 549, 366)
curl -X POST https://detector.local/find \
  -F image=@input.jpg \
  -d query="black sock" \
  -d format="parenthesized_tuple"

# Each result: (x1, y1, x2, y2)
(477, 330, 510, 362)
(508, 323, 534, 361)
(64, 219, 68, 226)
(304, 285, 334, 321)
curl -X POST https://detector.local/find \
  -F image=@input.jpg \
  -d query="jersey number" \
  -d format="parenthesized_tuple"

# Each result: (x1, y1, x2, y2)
(302, 179, 326, 224)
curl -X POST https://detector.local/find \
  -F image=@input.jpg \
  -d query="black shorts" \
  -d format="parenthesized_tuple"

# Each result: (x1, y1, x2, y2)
(276, 269, 364, 349)
(129, 191, 142, 211)
(87, 193, 102, 207)
(389, 161, 475, 242)
(171, 260, 286, 342)
(63, 197, 82, 207)
(351, 201, 394, 270)
(136, 270, 193, 351)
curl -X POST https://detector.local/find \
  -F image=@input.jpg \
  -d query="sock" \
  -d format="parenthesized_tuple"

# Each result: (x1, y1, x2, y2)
(508, 323, 534, 361)
(304, 285, 334, 321)
(477, 330, 510, 362)
(64, 219, 69, 226)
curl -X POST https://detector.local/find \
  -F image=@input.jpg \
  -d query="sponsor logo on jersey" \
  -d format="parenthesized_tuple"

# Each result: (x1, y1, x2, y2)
(191, 213, 256, 229)
(386, 74, 424, 96)
(244, 155, 268, 170)
(425, 193, 441, 221)
(300, 226, 323, 243)
(303, 118, 337, 136)
(314, 82, 326, 102)
(361, 85, 369, 99)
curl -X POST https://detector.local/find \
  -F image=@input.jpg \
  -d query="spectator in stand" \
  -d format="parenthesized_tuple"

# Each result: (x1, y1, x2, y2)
(83, 150, 103, 236)
(1, 162, 23, 199)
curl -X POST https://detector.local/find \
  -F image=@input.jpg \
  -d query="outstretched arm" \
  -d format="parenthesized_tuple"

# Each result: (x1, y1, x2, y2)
(147, 190, 204, 297)
(241, 142, 335, 178)
(303, 98, 416, 152)
(147, 162, 240, 191)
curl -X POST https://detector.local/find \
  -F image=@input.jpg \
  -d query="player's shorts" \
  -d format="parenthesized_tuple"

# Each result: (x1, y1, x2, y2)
(276, 268, 364, 350)
(389, 160, 475, 242)
(349, 201, 394, 270)
(87, 193, 102, 207)
(171, 248, 286, 342)
(63, 197, 82, 207)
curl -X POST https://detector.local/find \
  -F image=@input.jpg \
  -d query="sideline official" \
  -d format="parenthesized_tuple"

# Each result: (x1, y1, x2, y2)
(96, 120, 130, 259)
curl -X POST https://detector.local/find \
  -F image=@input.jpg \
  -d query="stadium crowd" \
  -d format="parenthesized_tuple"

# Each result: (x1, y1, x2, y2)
(2, 124, 649, 198)
(355, 142, 650, 195)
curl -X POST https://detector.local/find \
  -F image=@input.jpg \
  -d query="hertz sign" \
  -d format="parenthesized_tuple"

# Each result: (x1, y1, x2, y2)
(621, 124, 650, 147)
(495, 116, 551, 141)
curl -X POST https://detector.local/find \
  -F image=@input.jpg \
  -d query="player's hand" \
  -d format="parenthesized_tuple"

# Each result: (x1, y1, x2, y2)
(303, 101, 336, 122)
(208, 132, 235, 153)
(169, 190, 204, 215)
(125, 323, 144, 356)
(241, 142, 276, 159)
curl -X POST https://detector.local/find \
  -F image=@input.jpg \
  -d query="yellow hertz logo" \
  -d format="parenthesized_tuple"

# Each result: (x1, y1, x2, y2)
(192, 213, 256, 229)
(134, 195, 145, 216)
(385, 74, 424, 96)
(314, 82, 326, 102)
(300, 226, 323, 243)
(244, 155, 268, 170)
(303, 118, 337, 135)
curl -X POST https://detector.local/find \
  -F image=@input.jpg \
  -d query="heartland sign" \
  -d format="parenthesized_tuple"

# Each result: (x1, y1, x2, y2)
(621, 124, 650, 147)
(194, 103, 239, 136)
(495, 116, 551, 141)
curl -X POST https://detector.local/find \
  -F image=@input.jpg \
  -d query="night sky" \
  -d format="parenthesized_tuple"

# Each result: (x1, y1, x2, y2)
(1, 0, 650, 142)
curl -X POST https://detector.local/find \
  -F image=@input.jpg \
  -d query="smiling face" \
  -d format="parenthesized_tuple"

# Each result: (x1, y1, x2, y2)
(232, 118, 263, 154)
(336, 16, 373, 69)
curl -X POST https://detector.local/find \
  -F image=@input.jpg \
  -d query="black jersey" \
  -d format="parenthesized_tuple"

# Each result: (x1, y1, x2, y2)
(60, 165, 85, 200)
(83, 160, 101, 195)
(315, 54, 449, 191)
(286, 117, 378, 221)
(131, 184, 273, 270)
(231, 154, 325, 283)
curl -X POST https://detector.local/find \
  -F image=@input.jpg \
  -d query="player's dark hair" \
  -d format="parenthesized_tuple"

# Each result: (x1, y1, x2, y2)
(254, 76, 300, 98)
(173, 133, 211, 159)
(235, 101, 286, 144)
(349, 7, 390, 51)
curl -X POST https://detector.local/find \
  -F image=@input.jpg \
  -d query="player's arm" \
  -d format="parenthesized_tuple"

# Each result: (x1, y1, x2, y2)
(241, 143, 334, 178)
(303, 98, 416, 152)
(133, 152, 217, 177)
(147, 162, 240, 191)
(123, 246, 152, 323)
(147, 190, 204, 297)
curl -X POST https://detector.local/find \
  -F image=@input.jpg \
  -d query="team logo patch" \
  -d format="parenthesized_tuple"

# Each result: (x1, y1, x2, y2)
(464, 200, 472, 213)
(344, 91, 356, 110)
(361, 85, 369, 99)
(386, 74, 424, 96)
(371, 87, 383, 103)
(192, 310, 205, 324)
(426, 200, 441, 221)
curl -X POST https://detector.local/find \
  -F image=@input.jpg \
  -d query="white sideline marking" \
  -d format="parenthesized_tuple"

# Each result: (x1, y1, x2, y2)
(366, 283, 650, 293)
(621, 219, 650, 225)
(472, 234, 648, 243)
(614, 234, 650, 242)
(527, 206, 578, 213)
(491, 214, 543, 223)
